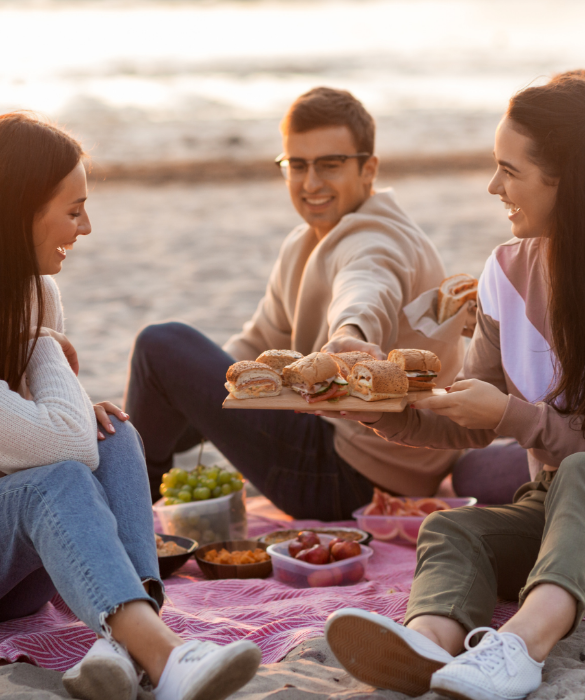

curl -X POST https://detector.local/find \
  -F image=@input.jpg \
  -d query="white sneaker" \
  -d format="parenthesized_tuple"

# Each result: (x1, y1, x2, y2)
(325, 608, 454, 697)
(63, 638, 139, 700)
(431, 627, 544, 700)
(153, 639, 261, 700)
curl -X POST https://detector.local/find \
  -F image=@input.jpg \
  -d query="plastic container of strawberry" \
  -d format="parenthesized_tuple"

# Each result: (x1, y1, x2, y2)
(267, 534, 373, 588)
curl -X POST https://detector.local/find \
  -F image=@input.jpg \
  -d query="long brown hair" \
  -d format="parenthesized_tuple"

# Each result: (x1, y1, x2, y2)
(0, 113, 83, 391)
(507, 74, 585, 426)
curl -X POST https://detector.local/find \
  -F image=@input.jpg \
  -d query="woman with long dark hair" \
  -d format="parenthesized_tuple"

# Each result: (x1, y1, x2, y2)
(0, 113, 260, 700)
(318, 73, 585, 700)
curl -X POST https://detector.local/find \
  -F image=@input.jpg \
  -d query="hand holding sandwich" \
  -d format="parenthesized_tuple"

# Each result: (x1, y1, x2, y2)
(411, 378, 508, 429)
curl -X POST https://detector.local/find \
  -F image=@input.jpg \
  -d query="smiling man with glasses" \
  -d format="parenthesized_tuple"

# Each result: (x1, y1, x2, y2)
(125, 87, 465, 518)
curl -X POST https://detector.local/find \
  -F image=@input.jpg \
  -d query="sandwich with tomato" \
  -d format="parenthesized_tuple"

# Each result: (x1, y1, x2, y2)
(387, 349, 441, 391)
(282, 352, 348, 403)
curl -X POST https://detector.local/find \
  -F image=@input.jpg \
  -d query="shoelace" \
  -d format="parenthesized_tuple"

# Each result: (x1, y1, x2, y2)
(458, 627, 519, 677)
(178, 641, 217, 665)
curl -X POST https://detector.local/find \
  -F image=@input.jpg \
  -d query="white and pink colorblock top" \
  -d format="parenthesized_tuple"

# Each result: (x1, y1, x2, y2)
(374, 237, 585, 478)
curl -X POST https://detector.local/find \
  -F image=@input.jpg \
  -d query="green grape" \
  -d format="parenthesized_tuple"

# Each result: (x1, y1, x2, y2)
(230, 479, 244, 491)
(212, 486, 222, 499)
(165, 488, 179, 498)
(187, 474, 199, 488)
(159, 483, 168, 496)
(164, 497, 175, 506)
(162, 472, 178, 488)
(201, 478, 217, 491)
(178, 491, 192, 503)
(174, 469, 189, 484)
(193, 487, 211, 501)
(206, 468, 220, 480)
(221, 483, 232, 496)
(218, 471, 232, 485)
(234, 472, 244, 481)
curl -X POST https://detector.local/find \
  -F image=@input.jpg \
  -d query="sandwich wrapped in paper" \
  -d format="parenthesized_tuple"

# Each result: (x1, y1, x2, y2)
(387, 349, 441, 391)
(256, 349, 304, 377)
(437, 273, 478, 324)
(225, 361, 282, 399)
(282, 352, 348, 403)
(348, 361, 409, 401)
(332, 351, 376, 379)
(403, 273, 478, 344)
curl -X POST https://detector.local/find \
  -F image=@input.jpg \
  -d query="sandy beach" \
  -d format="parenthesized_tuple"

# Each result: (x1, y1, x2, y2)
(57, 169, 509, 404)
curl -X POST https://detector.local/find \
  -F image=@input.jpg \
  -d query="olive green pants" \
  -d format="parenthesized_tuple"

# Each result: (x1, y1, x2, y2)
(405, 452, 585, 636)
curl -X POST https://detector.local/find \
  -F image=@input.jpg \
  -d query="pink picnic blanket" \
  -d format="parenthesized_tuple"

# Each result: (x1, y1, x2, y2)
(0, 497, 518, 671)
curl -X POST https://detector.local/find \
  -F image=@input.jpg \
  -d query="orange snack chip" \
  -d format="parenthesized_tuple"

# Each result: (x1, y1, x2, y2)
(203, 548, 270, 565)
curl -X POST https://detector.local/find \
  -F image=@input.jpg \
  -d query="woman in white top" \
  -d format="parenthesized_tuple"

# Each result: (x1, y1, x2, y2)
(0, 113, 260, 700)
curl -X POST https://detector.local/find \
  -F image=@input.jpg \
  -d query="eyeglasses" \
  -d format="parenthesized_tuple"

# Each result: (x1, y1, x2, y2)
(275, 153, 371, 181)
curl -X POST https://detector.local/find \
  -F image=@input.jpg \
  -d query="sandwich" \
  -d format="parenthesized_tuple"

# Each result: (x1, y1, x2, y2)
(282, 352, 349, 403)
(387, 349, 441, 391)
(225, 361, 282, 399)
(332, 351, 376, 379)
(256, 349, 304, 377)
(348, 361, 409, 401)
(437, 273, 478, 324)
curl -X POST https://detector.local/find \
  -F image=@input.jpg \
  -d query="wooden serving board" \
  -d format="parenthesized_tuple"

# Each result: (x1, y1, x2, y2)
(223, 387, 445, 413)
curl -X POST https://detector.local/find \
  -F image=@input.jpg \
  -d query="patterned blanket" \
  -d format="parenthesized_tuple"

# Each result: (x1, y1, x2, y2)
(0, 497, 518, 671)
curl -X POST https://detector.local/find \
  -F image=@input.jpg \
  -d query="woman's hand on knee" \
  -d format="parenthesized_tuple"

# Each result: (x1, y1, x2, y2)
(412, 379, 508, 429)
(94, 401, 129, 440)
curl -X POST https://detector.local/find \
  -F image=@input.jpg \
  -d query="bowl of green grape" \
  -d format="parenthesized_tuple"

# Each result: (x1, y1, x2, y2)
(153, 465, 248, 545)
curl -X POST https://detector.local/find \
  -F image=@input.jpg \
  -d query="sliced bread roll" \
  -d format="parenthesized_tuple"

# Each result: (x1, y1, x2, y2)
(437, 273, 478, 324)
(387, 349, 441, 391)
(225, 361, 282, 399)
(332, 351, 376, 379)
(256, 349, 304, 376)
(348, 361, 409, 401)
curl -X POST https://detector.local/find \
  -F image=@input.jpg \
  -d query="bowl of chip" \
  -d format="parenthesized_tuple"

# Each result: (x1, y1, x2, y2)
(156, 533, 198, 579)
(194, 540, 272, 580)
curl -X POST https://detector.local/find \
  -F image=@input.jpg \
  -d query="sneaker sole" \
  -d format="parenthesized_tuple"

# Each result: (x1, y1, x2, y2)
(326, 614, 447, 697)
(63, 657, 137, 700)
(181, 642, 262, 700)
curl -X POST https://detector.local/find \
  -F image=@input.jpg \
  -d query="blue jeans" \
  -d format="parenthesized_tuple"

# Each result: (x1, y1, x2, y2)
(124, 322, 374, 521)
(0, 419, 164, 632)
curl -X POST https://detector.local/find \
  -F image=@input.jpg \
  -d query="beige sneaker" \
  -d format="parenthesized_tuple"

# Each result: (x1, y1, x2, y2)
(325, 608, 453, 697)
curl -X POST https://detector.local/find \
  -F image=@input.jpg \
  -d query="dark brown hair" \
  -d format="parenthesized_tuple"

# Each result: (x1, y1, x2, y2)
(0, 113, 83, 391)
(281, 86, 375, 157)
(507, 74, 585, 426)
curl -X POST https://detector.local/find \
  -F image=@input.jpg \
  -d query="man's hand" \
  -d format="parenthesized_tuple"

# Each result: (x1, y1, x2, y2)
(38, 327, 79, 376)
(411, 378, 507, 429)
(94, 401, 129, 440)
(321, 325, 385, 360)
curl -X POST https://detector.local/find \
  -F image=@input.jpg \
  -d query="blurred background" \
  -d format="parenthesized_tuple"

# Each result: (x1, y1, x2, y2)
(1, 0, 583, 402)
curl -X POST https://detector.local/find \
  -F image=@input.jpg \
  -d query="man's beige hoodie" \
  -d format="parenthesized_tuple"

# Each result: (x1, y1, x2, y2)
(224, 188, 464, 495)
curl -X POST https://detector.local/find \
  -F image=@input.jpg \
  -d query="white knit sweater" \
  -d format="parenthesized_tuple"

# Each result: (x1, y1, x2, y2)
(0, 276, 99, 475)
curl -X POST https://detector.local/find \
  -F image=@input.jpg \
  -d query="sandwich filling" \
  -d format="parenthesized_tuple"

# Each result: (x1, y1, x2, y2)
(290, 375, 349, 403)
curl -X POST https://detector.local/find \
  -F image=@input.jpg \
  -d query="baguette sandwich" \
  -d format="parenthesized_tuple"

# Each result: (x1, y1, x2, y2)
(332, 351, 376, 379)
(348, 361, 409, 401)
(282, 352, 349, 403)
(437, 273, 478, 324)
(256, 349, 304, 377)
(387, 349, 441, 391)
(225, 361, 282, 399)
